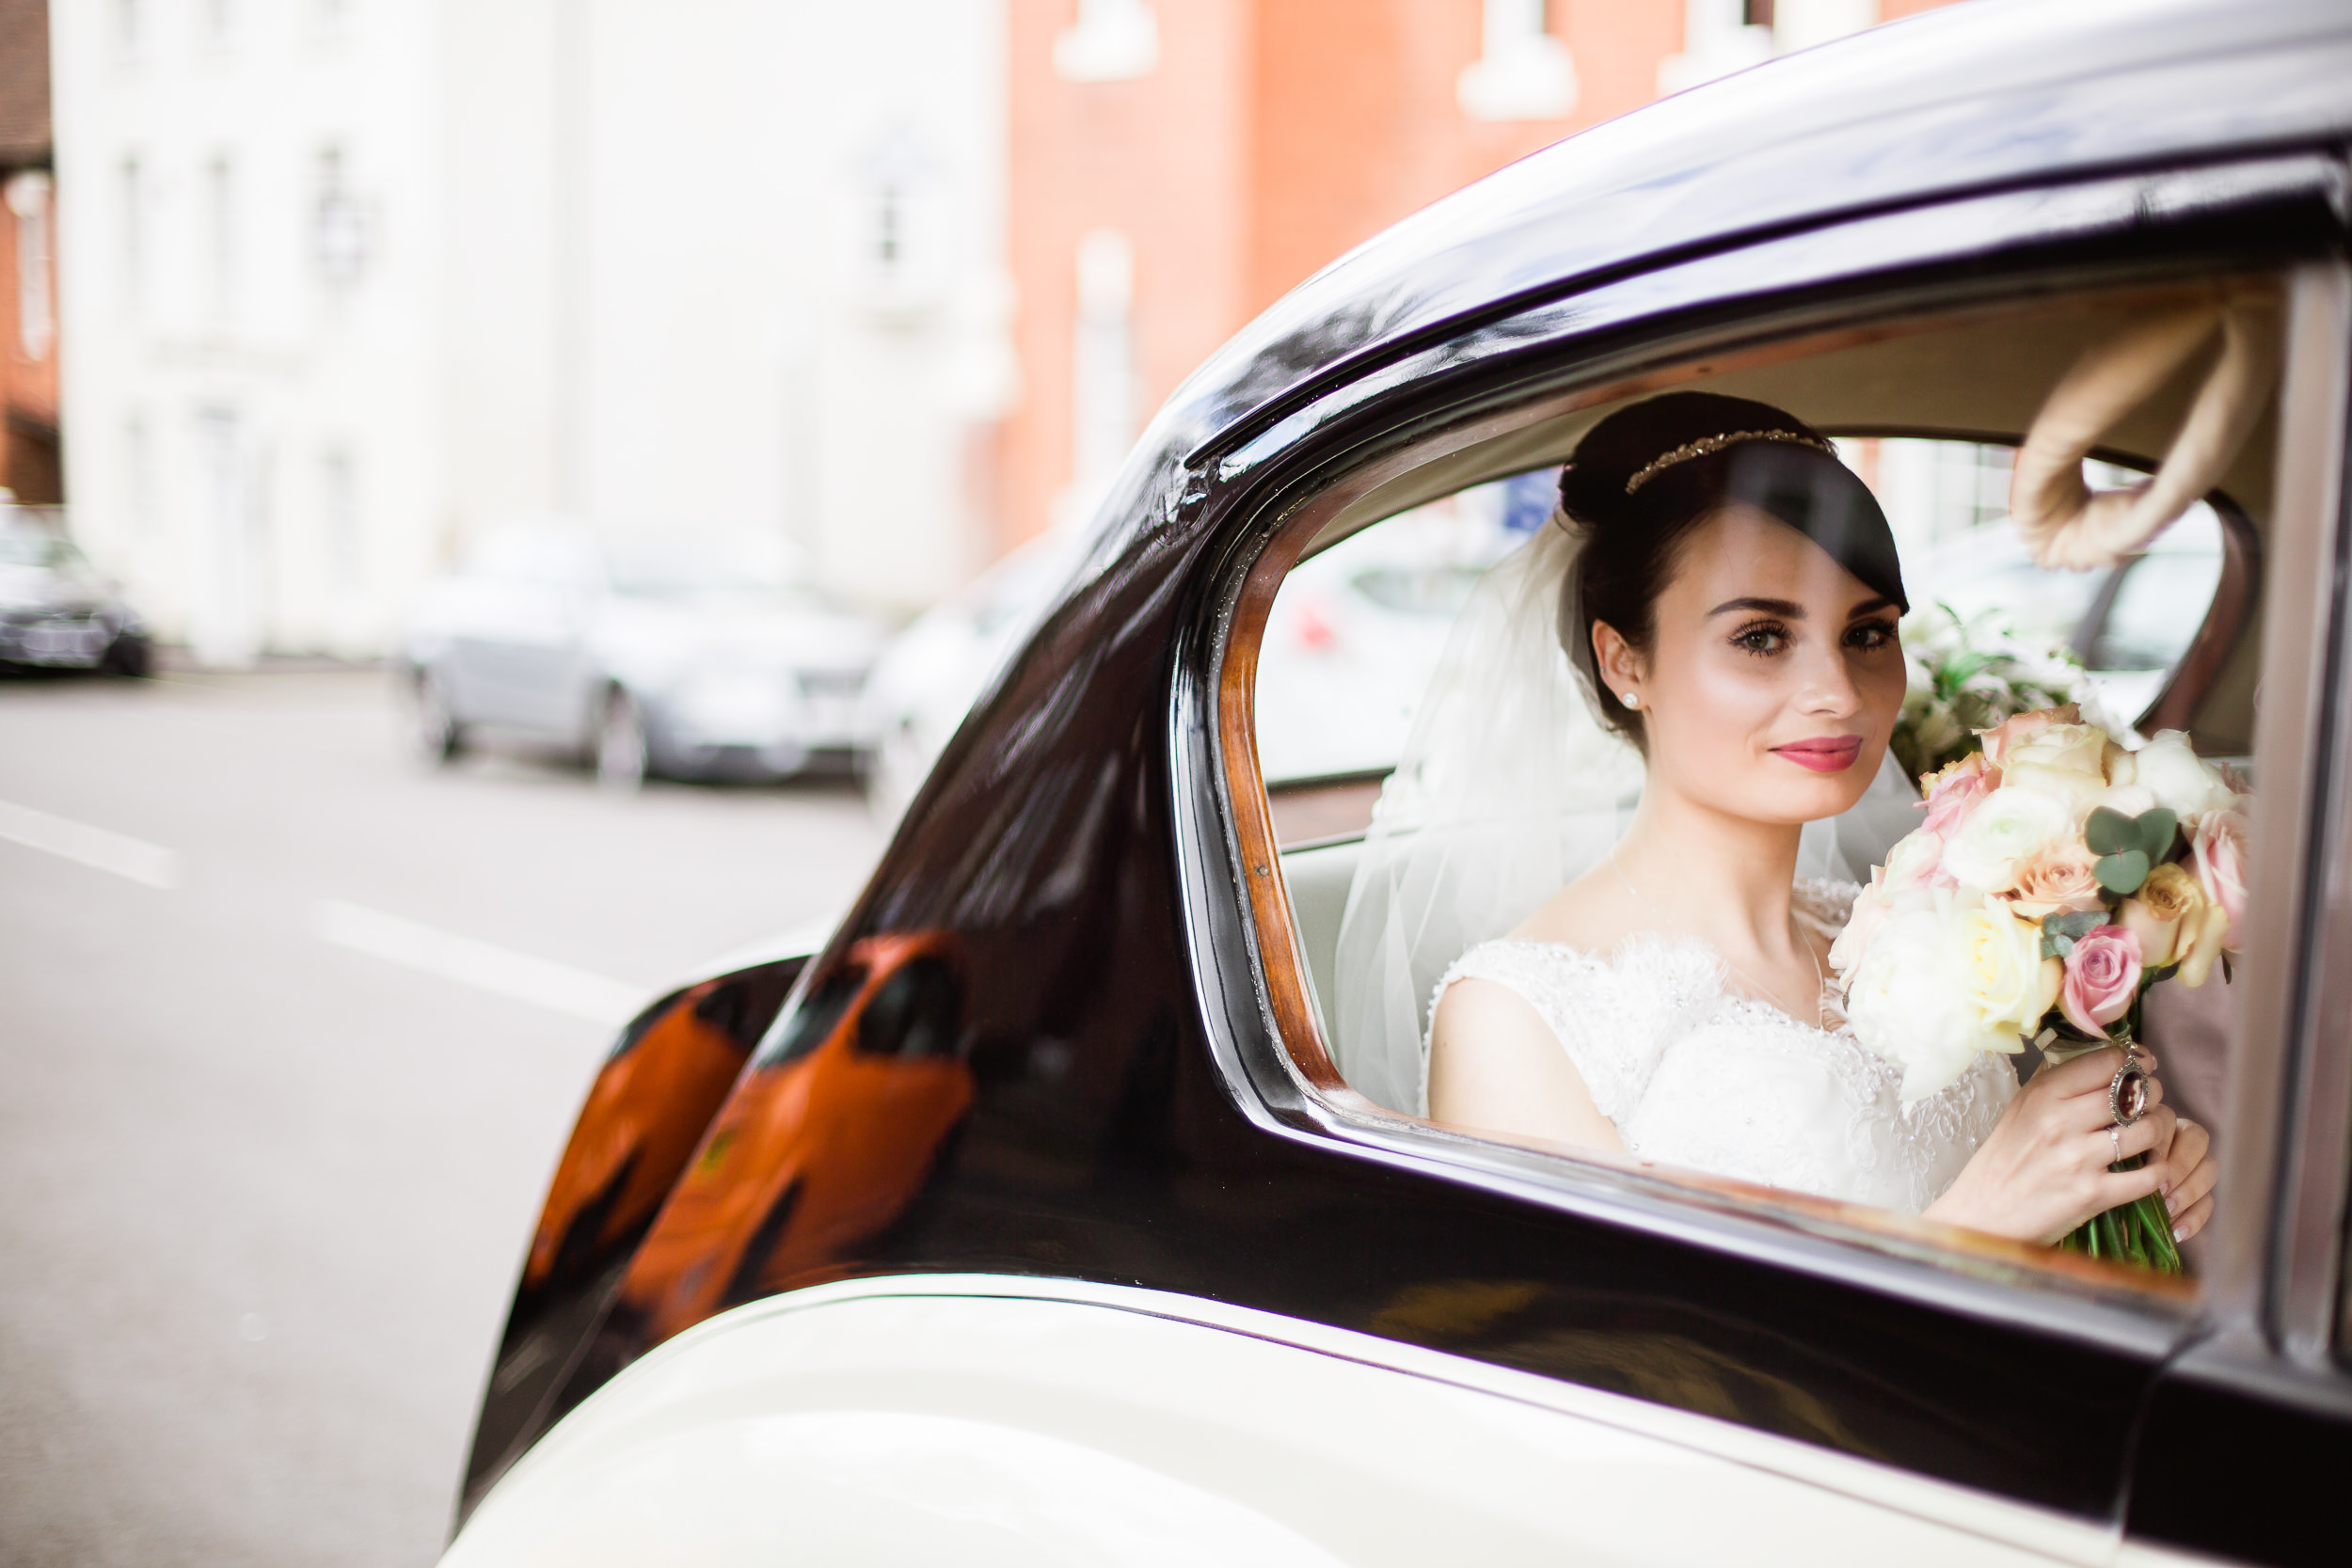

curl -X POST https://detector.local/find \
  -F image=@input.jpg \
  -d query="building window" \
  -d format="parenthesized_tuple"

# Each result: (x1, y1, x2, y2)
(1457, 0, 1579, 122)
(1658, 0, 1775, 94)
(313, 147, 369, 289)
(1053, 0, 1158, 84)
(1068, 227, 1136, 517)
(7, 173, 55, 361)
(119, 155, 145, 313)
(205, 155, 236, 323)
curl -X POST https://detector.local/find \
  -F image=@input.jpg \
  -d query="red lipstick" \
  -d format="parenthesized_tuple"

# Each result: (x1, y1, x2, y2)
(1772, 736, 1864, 773)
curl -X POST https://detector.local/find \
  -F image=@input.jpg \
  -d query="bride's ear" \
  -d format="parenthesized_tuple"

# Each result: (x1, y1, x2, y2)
(1592, 621, 1645, 705)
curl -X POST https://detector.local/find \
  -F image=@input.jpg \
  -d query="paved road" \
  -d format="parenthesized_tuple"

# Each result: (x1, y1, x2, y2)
(0, 665, 888, 1567)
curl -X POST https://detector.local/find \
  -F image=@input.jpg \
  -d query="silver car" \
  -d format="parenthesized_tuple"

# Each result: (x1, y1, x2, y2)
(400, 522, 884, 787)
(0, 505, 149, 676)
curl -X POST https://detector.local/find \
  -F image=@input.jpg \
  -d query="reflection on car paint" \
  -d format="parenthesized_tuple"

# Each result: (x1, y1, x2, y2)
(618, 931, 976, 1341)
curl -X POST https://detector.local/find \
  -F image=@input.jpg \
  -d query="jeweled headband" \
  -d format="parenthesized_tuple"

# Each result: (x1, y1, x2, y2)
(1622, 429, 1838, 495)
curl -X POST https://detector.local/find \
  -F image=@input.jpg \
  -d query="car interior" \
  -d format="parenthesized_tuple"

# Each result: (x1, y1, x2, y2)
(1237, 273, 2293, 1288)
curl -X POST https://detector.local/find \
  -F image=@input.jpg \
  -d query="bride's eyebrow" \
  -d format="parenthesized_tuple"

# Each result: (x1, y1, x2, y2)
(1845, 595, 1898, 619)
(1707, 595, 1804, 619)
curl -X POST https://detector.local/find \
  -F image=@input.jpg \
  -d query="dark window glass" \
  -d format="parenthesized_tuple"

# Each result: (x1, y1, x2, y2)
(756, 964, 868, 1066)
(854, 956, 964, 1059)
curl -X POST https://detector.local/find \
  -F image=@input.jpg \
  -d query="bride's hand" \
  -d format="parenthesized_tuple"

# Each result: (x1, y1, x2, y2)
(2151, 1112, 2219, 1243)
(1925, 1047, 2178, 1246)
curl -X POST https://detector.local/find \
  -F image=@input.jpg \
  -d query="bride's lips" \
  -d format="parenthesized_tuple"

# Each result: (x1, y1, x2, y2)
(1772, 735, 1864, 772)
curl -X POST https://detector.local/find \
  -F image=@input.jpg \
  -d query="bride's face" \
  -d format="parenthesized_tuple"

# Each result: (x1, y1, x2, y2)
(1597, 504, 1906, 826)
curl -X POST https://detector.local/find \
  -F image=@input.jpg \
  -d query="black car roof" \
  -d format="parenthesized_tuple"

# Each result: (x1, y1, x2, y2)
(1154, 0, 2352, 475)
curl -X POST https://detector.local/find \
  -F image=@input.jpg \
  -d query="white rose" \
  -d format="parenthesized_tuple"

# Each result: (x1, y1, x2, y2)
(2132, 730, 2237, 822)
(2003, 759, 2106, 816)
(2084, 782, 2158, 825)
(1880, 828, 1947, 892)
(1953, 900, 2062, 1036)
(1941, 785, 2074, 894)
(1845, 906, 2015, 1103)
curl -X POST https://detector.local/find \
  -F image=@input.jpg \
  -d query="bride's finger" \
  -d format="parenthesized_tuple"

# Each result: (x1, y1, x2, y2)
(2108, 1108, 2173, 1165)
(2172, 1192, 2215, 1243)
(2096, 1160, 2166, 1210)
(2167, 1147, 2219, 1217)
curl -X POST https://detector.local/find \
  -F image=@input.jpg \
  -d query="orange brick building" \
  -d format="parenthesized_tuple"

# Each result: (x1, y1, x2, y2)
(1000, 0, 1958, 553)
(0, 0, 57, 505)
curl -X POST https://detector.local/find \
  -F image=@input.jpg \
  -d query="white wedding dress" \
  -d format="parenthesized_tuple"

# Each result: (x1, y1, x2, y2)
(1430, 879, 2017, 1212)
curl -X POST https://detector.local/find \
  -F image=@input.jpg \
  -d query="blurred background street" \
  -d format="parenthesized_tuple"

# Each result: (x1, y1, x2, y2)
(0, 664, 881, 1565)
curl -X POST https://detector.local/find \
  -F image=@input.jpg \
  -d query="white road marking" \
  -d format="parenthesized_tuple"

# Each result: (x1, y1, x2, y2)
(314, 900, 646, 1026)
(0, 797, 181, 888)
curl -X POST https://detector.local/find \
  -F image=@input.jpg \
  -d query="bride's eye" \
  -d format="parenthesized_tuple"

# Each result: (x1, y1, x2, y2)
(1844, 618, 1899, 652)
(1730, 620, 1789, 657)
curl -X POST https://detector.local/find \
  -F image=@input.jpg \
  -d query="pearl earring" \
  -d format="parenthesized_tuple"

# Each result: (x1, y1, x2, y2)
(1621, 691, 1642, 709)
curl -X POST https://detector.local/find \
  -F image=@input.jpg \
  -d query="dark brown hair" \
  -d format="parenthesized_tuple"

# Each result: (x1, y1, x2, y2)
(1555, 392, 1906, 746)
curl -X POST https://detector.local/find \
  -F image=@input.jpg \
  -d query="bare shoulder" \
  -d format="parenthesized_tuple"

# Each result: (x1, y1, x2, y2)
(1506, 861, 1643, 951)
(1429, 974, 1622, 1149)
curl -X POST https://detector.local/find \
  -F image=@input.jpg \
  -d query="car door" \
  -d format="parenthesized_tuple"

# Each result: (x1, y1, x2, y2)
(445, 527, 599, 734)
(1196, 173, 2342, 1564)
(2119, 265, 2352, 1568)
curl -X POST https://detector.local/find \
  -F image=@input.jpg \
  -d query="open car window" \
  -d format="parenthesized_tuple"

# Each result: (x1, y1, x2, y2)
(1238, 274, 2296, 1300)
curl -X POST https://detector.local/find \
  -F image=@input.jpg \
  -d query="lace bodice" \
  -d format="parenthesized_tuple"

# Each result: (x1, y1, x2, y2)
(1431, 879, 2014, 1213)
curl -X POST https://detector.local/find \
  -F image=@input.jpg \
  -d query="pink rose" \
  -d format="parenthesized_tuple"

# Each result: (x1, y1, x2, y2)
(1919, 752, 1998, 838)
(2058, 925, 2143, 1037)
(1977, 704, 2083, 770)
(2191, 809, 2249, 948)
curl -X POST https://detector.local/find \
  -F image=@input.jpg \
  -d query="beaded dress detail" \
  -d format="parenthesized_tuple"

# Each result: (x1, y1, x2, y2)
(1431, 879, 2014, 1212)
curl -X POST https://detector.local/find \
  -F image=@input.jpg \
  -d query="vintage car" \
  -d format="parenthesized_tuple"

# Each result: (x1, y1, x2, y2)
(446, 2, 2352, 1563)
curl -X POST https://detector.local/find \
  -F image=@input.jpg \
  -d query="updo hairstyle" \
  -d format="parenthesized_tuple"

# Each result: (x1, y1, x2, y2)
(1554, 391, 1907, 748)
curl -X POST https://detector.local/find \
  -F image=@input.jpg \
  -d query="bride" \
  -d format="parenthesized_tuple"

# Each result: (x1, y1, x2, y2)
(1334, 392, 2219, 1248)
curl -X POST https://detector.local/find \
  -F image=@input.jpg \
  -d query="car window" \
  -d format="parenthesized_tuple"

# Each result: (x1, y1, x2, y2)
(854, 956, 965, 1059)
(1238, 279, 2282, 1296)
(0, 517, 73, 569)
(465, 526, 602, 590)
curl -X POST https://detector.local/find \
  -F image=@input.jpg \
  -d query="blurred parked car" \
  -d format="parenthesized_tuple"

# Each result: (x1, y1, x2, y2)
(400, 522, 883, 787)
(0, 504, 149, 676)
(858, 529, 1086, 818)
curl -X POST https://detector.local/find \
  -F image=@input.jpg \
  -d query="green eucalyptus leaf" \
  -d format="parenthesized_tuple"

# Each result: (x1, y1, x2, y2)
(2095, 849, 2150, 895)
(2134, 807, 2179, 860)
(2086, 807, 2135, 855)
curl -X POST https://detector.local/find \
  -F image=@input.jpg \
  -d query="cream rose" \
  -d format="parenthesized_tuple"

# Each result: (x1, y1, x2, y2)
(1955, 901, 2063, 1036)
(2119, 862, 2206, 969)
(1996, 845, 2106, 921)
(2004, 721, 2109, 779)
(2175, 896, 2231, 987)
(1844, 906, 2014, 1103)
(1941, 784, 2074, 894)
(2133, 730, 2239, 822)
(1978, 704, 2083, 769)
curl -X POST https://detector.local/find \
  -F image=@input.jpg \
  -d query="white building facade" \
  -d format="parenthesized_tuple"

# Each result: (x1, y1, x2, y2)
(52, 0, 1013, 666)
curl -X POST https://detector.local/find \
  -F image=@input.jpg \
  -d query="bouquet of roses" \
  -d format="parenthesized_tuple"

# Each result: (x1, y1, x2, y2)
(1829, 705, 2247, 1271)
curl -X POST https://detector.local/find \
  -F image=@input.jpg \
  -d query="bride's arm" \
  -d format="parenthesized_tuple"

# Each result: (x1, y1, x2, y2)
(1428, 978, 1625, 1150)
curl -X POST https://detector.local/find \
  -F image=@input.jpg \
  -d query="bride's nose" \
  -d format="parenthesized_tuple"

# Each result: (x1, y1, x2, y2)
(1795, 638, 1863, 716)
